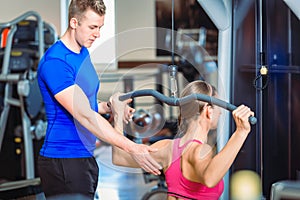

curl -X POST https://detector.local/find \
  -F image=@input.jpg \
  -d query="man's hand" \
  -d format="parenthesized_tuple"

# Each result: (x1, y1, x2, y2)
(110, 92, 134, 124)
(129, 143, 162, 175)
(123, 104, 135, 124)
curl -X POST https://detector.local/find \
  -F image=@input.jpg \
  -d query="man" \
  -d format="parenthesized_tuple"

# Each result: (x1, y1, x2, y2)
(37, 0, 161, 199)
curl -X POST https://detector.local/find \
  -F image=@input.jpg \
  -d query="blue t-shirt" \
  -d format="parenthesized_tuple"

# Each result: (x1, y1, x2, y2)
(37, 40, 100, 158)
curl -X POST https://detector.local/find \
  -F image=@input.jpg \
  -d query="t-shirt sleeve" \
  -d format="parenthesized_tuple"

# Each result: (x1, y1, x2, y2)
(39, 59, 75, 95)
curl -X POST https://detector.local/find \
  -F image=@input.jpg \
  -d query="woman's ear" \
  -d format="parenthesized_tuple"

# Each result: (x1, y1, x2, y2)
(205, 105, 213, 120)
(70, 18, 78, 29)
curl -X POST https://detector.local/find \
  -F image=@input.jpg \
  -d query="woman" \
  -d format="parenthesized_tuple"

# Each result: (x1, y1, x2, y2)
(111, 80, 254, 200)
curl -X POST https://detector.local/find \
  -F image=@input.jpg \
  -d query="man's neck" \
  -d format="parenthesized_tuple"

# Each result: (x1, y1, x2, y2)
(60, 30, 81, 53)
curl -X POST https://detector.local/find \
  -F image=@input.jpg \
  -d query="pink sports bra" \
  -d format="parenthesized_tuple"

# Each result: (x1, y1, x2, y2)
(165, 138, 224, 200)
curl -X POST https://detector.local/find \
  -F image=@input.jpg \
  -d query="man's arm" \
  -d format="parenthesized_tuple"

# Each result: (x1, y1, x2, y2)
(54, 84, 162, 175)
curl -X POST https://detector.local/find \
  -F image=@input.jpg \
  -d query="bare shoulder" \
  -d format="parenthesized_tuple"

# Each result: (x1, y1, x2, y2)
(198, 143, 214, 159)
(189, 143, 214, 162)
(150, 139, 173, 168)
(151, 139, 173, 149)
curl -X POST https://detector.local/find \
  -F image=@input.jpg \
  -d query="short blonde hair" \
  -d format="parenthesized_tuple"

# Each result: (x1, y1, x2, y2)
(68, 0, 106, 22)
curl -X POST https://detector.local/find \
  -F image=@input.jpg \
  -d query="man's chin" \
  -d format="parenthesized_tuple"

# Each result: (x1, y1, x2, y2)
(85, 44, 93, 48)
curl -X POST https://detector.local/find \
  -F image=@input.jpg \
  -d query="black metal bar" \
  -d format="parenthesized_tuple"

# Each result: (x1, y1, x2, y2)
(255, 0, 264, 191)
(120, 89, 257, 125)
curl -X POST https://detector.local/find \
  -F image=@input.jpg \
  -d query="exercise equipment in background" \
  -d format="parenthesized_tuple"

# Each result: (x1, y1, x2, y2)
(0, 11, 57, 199)
(125, 105, 165, 143)
(270, 180, 300, 200)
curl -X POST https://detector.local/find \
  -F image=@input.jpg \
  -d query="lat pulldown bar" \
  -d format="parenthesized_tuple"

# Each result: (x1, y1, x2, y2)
(119, 89, 257, 125)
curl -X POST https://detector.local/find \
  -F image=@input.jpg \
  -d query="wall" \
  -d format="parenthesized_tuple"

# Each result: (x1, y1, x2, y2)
(0, 0, 167, 62)
(116, 0, 161, 61)
(0, 0, 118, 71)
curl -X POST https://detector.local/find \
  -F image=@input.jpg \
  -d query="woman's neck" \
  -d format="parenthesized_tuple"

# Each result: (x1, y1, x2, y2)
(181, 122, 208, 145)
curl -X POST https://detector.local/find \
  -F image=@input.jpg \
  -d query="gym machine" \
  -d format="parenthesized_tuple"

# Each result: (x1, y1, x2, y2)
(0, 11, 57, 198)
(120, 89, 257, 124)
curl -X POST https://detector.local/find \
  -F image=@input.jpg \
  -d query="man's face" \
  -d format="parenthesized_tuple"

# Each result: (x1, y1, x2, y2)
(75, 9, 105, 48)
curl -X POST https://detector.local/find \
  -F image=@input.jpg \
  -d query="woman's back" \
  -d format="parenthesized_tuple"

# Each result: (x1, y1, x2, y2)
(164, 138, 224, 200)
